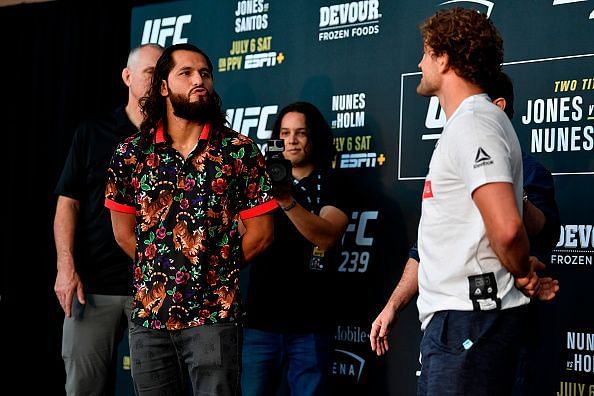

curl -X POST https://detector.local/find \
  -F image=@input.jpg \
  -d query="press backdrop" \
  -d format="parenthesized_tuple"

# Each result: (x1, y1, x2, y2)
(123, 1, 594, 394)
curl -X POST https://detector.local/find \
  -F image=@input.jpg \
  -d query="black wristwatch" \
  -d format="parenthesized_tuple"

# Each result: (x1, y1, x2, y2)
(281, 199, 297, 212)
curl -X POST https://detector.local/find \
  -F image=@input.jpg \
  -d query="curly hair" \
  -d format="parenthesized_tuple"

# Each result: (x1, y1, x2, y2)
(139, 43, 227, 142)
(420, 8, 503, 90)
(271, 102, 336, 171)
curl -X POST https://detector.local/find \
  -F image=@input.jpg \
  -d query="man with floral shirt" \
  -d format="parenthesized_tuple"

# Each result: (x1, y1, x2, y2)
(105, 43, 275, 396)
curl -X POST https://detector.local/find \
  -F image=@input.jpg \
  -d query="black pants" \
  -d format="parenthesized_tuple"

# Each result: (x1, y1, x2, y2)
(129, 323, 241, 396)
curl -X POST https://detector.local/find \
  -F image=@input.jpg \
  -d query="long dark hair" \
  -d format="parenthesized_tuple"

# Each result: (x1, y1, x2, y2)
(271, 102, 336, 171)
(139, 43, 227, 141)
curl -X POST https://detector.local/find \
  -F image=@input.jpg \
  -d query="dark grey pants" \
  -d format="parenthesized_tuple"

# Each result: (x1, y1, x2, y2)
(62, 294, 133, 396)
(129, 323, 241, 396)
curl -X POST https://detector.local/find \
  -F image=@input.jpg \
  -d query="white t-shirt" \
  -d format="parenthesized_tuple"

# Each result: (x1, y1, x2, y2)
(417, 94, 530, 330)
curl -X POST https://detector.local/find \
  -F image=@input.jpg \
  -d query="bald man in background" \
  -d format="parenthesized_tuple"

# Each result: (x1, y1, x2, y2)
(53, 43, 163, 396)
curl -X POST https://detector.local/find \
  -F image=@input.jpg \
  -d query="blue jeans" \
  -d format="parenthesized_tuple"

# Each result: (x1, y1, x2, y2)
(241, 328, 333, 396)
(418, 306, 529, 396)
(129, 323, 240, 396)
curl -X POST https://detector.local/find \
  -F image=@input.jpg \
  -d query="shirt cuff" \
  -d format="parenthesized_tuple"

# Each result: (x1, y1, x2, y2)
(239, 199, 278, 220)
(105, 198, 136, 214)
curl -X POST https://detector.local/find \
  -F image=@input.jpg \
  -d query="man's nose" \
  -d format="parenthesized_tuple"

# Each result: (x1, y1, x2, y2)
(192, 72, 203, 86)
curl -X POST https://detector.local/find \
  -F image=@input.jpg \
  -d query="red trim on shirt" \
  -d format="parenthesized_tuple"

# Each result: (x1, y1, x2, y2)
(154, 123, 210, 143)
(105, 199, 136, 214)
(155, 123, 165, 143)
(239, 199, 278, 220)
(199, 123, 210, 140)
(422, 180, 434, 199)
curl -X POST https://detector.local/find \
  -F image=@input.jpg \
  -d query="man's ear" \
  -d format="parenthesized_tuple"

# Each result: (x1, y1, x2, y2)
(160, 80, 168, 96)
(493, 97, 507, 112)
(121, 68, 131, 87)
(436, 52, 450, 73)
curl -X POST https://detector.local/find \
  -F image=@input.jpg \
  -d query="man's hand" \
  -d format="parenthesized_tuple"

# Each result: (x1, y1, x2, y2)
(370, 257, 420, 356)
(515, 255, 559, 301)
(54, 259, 85, 317)
(271, 179, 292, 201)
(370, 306, 397, 356)
(54, 195, 85, 317)
(535, 277, 559, 301)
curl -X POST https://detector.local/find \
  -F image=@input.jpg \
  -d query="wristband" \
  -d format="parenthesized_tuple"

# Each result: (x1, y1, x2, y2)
(281, 199, 297, 212)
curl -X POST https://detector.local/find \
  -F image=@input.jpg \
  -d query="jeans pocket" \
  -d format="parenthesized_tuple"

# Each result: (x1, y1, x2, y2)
(190, 323, 239, 368)
(128, 323, 146, 336)
(427, 311, 465, 354)
(218, 324, 240, 369)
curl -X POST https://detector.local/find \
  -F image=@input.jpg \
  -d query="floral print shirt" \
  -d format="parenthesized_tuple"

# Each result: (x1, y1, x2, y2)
(105, 123, 276, 330)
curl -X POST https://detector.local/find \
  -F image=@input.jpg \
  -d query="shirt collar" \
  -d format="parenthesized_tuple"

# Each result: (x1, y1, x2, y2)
(154, 122, 211, 144)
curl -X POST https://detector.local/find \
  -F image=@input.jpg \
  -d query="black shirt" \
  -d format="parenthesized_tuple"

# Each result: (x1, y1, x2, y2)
(245, 170, 348, 333)
(55, 106, 136, 295)
(522, 152, 560, 263)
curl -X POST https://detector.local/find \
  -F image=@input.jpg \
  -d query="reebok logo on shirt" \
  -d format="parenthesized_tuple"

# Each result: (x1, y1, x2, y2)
(473, 147, 494, 169)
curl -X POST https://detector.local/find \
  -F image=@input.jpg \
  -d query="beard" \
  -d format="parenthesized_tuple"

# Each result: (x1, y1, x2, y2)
(416, 72, 440, 97)
(416, 79, 434, 97)
(168, 88, 221, 124)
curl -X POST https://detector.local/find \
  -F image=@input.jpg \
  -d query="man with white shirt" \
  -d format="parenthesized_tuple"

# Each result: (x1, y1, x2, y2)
(375, 8, 548, 395)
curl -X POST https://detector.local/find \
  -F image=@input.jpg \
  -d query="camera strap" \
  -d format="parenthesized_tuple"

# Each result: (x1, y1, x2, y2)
(293, 171, 322, 213)
(293, 171, 328, 272)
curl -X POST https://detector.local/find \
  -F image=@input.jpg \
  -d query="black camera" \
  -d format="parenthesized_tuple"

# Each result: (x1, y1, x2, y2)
(265, 139, 292, 184)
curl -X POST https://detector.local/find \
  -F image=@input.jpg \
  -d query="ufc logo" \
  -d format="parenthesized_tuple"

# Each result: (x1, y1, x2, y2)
(226, 105, 278, 139)
(343, 211, 378, 246)
(141, 15, 192, 46)
(425, 96, 445, 129)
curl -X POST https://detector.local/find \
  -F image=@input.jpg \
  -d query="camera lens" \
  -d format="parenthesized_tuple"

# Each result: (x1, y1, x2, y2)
(269, 162, 289, 183)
